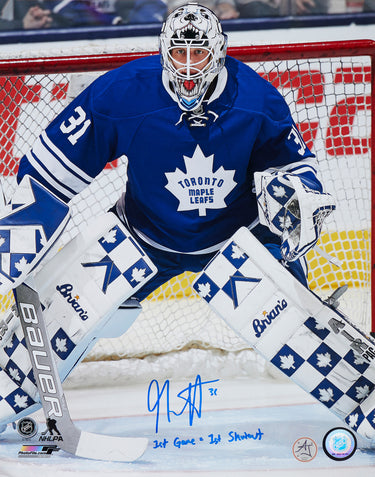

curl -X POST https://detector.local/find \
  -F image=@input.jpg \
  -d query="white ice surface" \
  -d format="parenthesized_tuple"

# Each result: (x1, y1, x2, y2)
(0, 376, 374, 476)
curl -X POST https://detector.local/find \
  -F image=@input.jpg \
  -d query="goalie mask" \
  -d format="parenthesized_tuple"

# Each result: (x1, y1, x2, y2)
(159, 3, 227, 111)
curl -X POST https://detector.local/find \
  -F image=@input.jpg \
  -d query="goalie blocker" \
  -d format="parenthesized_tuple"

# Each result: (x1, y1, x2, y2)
(0, 175, 71, 295)
(193, 227, 375, 441)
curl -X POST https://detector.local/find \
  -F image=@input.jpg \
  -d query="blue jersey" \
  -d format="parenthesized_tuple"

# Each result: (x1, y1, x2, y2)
(18, 54, 319, 254)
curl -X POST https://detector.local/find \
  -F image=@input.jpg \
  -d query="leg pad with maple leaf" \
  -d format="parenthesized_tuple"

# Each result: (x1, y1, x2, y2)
(193, 227, 375, 442)
(0, 212, 156, 431)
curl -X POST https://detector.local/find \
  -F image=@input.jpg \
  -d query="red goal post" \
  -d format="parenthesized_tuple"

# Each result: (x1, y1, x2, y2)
(0, 39, 374, 381)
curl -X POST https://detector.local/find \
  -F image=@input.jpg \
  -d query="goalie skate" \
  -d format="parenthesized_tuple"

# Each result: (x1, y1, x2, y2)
(192, 227, 375, 440)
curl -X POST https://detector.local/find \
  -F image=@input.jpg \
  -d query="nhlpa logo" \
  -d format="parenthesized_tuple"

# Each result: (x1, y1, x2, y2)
(165, 145, 237, 216)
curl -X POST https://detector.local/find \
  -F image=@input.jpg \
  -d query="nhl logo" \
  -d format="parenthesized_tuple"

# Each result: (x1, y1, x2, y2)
(17, 417, 38, 439)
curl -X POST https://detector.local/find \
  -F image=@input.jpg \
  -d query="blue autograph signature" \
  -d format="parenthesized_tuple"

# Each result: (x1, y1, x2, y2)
(147, 374, 219, 433)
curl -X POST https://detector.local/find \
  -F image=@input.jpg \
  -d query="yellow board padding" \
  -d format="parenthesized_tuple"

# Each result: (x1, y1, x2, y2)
(147, 229, 371, 301)
(147, 271, 197, 301)
(0, 290, 15, 316)
(307, 230, 370, 290)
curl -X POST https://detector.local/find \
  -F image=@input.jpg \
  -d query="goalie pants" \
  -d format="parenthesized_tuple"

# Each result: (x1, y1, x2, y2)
(129, 223, 308, 302)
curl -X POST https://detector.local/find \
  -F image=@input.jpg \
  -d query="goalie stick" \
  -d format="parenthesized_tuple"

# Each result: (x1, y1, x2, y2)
(14, 281, 148, 462)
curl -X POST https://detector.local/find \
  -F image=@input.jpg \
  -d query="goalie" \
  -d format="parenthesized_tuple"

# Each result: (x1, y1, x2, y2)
(0, 3, 336, 435)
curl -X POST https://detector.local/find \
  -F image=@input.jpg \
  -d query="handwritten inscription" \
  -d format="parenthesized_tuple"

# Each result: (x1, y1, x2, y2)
(153, 428, 264, 449)
(147, 374, 219, 433)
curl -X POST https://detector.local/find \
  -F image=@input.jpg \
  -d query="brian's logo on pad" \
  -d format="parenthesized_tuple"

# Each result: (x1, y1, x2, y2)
(252, 299, 288, 338)
(56, 283, 88, 321)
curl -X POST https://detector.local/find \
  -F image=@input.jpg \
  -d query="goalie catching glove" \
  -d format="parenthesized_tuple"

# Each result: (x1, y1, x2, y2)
(254, 169, 335, 261)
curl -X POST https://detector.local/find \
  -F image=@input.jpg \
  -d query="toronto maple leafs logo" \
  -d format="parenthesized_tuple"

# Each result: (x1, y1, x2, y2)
(55, 337, 68, 354)
(316, 352, 332, 369)
(130, 267, 146, 283)
(271, 345, 304, 377)
(231, 244, 246, 260)
(165, 145, 237, 216)
(347, 413, 359, 429)
(9, 367, 21, 382)
(278, 214, 293, 230)
(272, 184, 287, 199)
(355, 385, 370, 401)
(353, 354, 368, 366)
(15, 257, 30, 273)
(102, 228, 118, 244)
(279, 354, 296, 371)
(318, 387, 335, 403)
(14, 393, 29, 409)
(51, 328, 75, 359)
(197, 281, 211, 298)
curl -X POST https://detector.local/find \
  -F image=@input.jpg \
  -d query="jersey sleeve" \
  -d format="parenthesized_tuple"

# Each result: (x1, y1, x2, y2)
(17, 78, 118, 202)
(250, 84, 323, 192)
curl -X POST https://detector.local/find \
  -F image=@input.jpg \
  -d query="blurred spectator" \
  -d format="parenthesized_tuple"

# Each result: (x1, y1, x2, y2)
(364, 0, 375, 10)
(0, 0, 52, 29)
(83, 0, 151, 24)
(279, 0, 328, 15)
(167, 0, 239, 20)
(127, 0, 167, 23)
(235, 0, 279, 18)
(0, 0, 132, 30)
(44, 0, 125, 26)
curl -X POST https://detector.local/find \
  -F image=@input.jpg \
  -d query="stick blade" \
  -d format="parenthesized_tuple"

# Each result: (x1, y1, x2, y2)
(74, 432, 148, 462)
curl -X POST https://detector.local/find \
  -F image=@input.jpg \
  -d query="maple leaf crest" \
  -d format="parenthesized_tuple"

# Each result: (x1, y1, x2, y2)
(231, 244, 245, 260)
(39, 235, 47, 247)
(14, 394, 28, 409)
(353, 354, 368, 365)
(318, 387, 334, 402)
(102, 228, 118, 244)
(5, 335, 15, 349)
(55, 337, 68, 353)
(15, 256, 29, 273)
(278, 215, 293, 230)
(0, 235, 5, 247)
(314, 321, 326, 331)
(131, 267, 146, 282)
(272, 185, 286, 198)
(165, 145, 237, 216)
(279, 354, 295, 370)
(9, 367, 21, 381)
(316, 352, 332, 368)
(356, 385, 370, 401)
(198, 282, 211, 298)
(348, 413, 358, 428)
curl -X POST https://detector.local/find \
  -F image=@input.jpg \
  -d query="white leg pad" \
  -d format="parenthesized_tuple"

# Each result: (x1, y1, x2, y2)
(0, 213, 156, 428)
(193, 227, 375, 440)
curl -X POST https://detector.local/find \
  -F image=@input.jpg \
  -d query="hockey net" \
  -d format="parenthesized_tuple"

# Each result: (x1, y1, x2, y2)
(0, 40, 373, 386)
